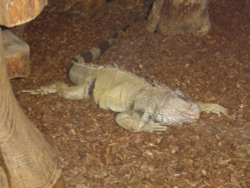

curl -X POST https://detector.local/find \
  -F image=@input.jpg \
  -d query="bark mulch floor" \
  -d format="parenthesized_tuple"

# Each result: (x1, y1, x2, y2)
(11, 0, 249, 187)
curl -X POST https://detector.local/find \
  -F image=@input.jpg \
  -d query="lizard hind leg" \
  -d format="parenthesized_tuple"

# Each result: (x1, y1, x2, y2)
(56, 78, 94, 100)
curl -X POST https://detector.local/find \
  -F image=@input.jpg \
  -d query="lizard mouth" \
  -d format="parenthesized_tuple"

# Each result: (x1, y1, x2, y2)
(178, 110, 200, 120)
(189, 114, 200, 119)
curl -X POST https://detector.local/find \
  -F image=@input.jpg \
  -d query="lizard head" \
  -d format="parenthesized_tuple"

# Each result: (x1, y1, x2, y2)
(152, 89, 201, 125)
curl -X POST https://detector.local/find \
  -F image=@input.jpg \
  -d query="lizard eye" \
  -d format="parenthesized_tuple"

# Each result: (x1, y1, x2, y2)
(156, 113, 163, 121)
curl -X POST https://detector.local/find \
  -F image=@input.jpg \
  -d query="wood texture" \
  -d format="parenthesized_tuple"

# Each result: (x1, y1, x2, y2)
(3, 30, 30, 79)
(147, 0, 211, 36)
(0, 0, 63, 187)
(0, 151, 9, 188)
(0, 0, 47, 27)
(0, 29, 62, 188)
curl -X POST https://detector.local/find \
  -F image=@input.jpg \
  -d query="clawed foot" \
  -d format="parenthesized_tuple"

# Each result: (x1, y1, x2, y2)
(140, 121, 167, 133)
(198, 102, 229, 117)
(116, 111, 167, 133)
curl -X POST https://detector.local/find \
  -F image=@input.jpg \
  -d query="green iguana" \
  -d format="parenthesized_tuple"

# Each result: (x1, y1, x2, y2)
(22, 57, 228, 133)
(21, 20, 228, 133)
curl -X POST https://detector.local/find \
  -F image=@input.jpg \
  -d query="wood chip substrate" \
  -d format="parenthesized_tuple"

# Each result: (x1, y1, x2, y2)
(11, 0, 249, 187)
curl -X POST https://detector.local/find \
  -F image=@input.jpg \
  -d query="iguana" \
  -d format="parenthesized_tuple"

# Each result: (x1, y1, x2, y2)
(22, 58, 228, 133)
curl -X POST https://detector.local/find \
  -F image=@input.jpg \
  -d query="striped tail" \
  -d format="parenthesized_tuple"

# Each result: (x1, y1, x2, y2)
(66, 24, 130, 83)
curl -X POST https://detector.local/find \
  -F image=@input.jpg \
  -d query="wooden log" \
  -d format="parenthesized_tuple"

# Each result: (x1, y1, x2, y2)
(147, 0, 165, 33)
(147, 0, 211, 36)
(0, 151, 10, 188)
(0, 167, 9, 188)
(0, 29, 62, 188)
(2, 30, 30, 79)
(0, 0, 47, 27)
(0, 0, 65, 187)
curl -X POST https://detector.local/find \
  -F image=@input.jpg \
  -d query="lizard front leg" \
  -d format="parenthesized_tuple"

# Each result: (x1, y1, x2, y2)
(115, 111, 167, 133)
(197, 102, 229, 117)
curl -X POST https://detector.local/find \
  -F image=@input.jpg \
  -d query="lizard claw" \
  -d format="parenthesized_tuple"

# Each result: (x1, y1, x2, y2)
(198, 102, 229, 117)
(211, 104, 228, 117)
(141, 122, 168, 133)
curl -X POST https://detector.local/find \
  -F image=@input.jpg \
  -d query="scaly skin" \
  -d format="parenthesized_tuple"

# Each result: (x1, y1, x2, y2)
(22, 63, 229, 133)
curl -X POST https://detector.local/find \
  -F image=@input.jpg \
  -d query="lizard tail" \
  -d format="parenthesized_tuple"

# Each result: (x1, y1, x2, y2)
(66, 24, 130, 84)
(66, 38, 114, 82)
